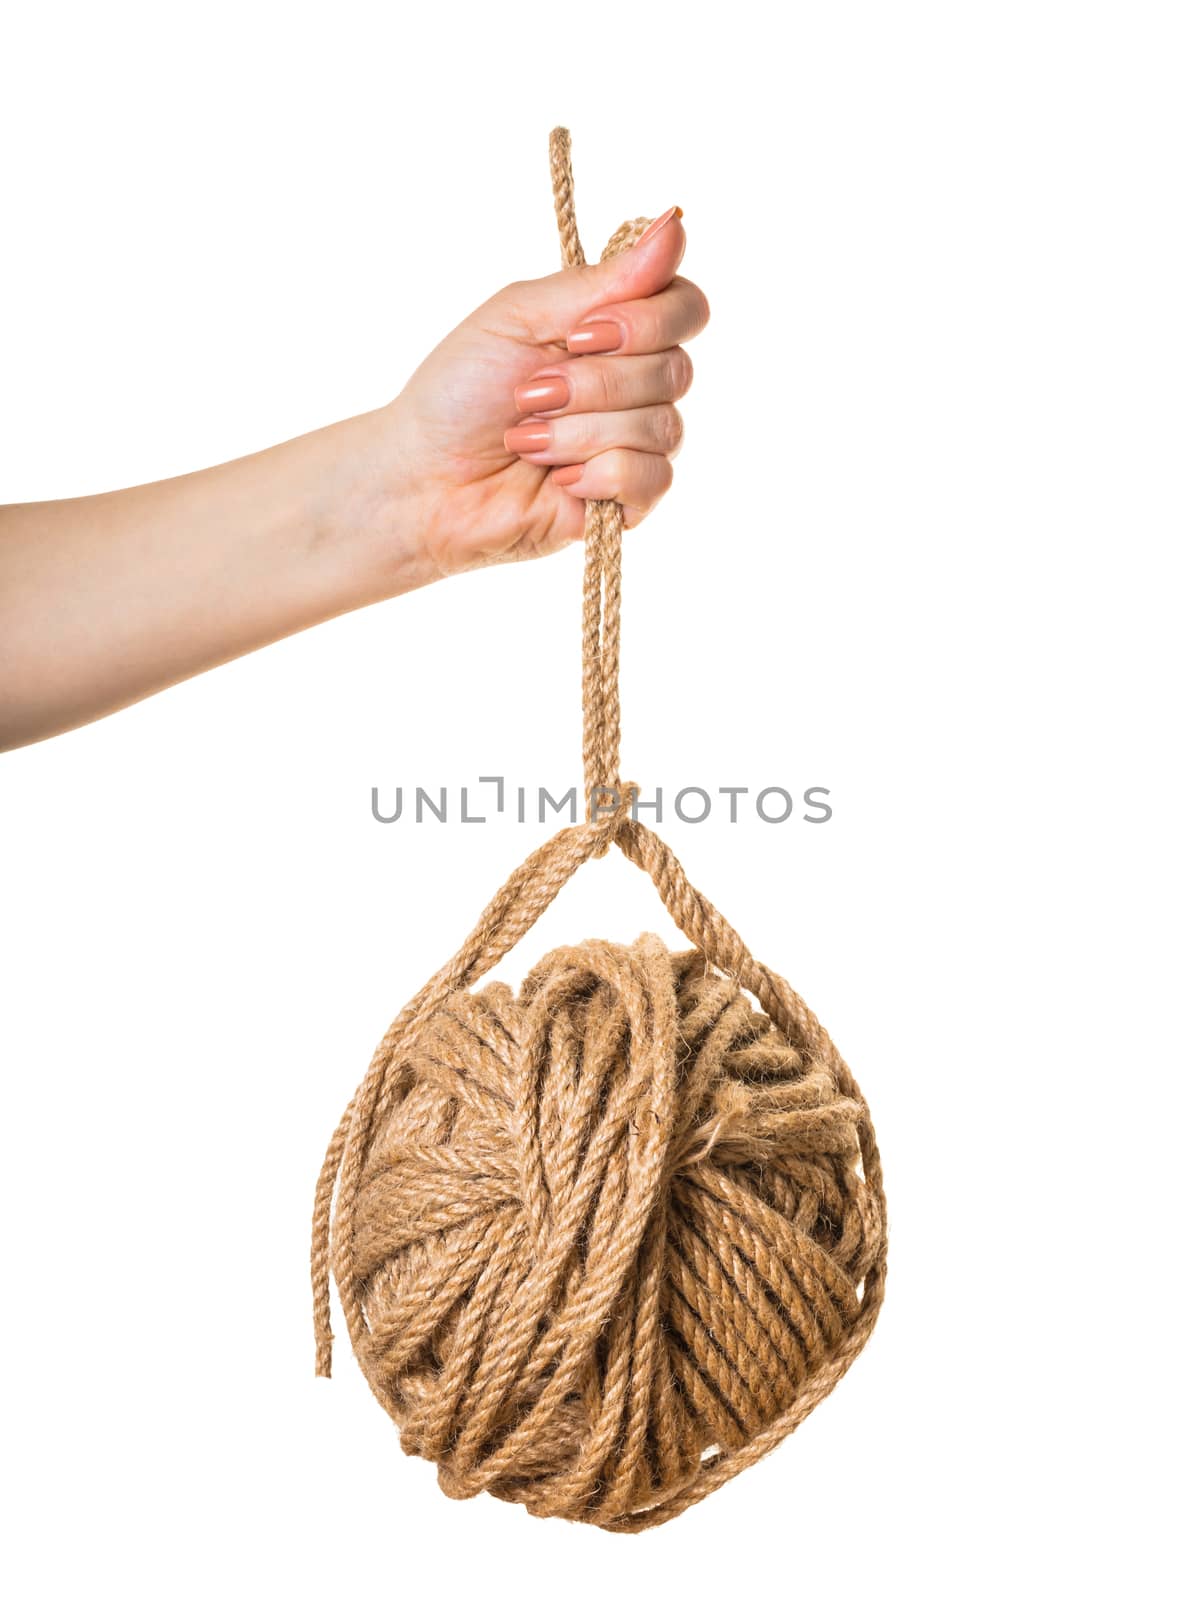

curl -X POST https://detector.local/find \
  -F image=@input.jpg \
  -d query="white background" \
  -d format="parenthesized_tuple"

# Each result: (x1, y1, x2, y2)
(1, 3, 1190, 1595)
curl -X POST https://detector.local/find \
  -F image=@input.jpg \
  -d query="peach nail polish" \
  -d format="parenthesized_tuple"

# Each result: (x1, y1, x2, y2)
(552, 465, 584, 486)
(504, 422, 552, 453)
(566, 321, 623, 355)
(514, 375, 570, 413)
(634, 205, 683, 248)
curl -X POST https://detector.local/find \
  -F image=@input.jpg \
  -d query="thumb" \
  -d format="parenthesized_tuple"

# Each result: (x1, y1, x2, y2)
(500, 208, 685, 343)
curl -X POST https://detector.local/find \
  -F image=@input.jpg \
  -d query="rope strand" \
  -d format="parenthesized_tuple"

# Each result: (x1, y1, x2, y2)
(549, 127, 648, 827)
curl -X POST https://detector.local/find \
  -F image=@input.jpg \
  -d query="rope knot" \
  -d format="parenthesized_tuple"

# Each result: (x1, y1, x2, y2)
(587, 776, 640, 857)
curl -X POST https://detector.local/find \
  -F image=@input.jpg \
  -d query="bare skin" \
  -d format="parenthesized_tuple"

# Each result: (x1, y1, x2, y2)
(0, 210, 705, 752)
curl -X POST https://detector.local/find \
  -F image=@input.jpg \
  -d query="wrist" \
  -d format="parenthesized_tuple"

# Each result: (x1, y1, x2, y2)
(312, 404, 441, 609)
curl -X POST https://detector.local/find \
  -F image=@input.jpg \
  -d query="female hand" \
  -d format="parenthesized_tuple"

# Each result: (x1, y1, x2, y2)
(373, 206, 707, 580)
(0, 208, 706, 748)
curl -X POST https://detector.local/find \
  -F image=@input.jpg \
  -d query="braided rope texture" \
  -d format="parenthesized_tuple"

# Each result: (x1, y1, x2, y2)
(310, 128, 887, 1532)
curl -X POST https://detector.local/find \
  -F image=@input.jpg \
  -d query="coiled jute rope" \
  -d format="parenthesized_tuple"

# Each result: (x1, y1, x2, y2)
(311, 127, 887, 1532)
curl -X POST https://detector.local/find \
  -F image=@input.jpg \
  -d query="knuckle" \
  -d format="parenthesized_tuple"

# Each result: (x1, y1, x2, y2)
(654, 406, 684, 454)
(588, 360, 618, 412)
(609, 449, 635, 501)
(667, 347, 694, 398)
(640, 305, 668, 353)
(569, 412, 601, 454)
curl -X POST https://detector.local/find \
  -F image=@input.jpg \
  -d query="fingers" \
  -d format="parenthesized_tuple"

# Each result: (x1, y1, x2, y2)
(503, 405, 684, 467)
(497, 208, 687, 344)
(513, 348, 693, 417)
(496, 207, 706, 536)
(564, 275, 709, 358)
(549, 450, 675, 528)
(504, 316, 698, 533)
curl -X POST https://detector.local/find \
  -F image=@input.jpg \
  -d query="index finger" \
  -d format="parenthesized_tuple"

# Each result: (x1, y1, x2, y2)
(565, 276, 711, 357)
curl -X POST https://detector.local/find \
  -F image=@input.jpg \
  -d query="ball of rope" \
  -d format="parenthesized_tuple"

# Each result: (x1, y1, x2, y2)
(341, 932, 883, 1531)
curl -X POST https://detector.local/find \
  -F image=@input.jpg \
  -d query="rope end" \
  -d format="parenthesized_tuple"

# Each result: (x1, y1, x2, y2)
(549, 126, 585, 271)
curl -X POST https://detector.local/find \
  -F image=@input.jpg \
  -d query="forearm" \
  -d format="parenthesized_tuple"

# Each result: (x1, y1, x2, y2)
(0, 207, 699, 753)
(0, 408, 432, 750)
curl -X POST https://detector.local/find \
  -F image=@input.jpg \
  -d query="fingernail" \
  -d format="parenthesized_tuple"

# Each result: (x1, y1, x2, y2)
(566, 320, 623, 355)
(552, 465, 584, 486)
(514, 375, 571, 413)
(504, 422, 552, 453)
(634, 205, 683, 248)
